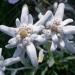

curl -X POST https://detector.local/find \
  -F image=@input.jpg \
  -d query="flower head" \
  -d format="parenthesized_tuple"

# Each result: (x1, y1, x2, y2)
(44, 3, 75, 53)
(0, 4, 52, 67)
(0, 48, 20, 75)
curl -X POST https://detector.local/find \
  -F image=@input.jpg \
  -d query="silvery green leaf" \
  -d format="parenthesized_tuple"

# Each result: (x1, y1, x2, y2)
(21, 57, 31, 66)
(52, 71, 58, 75)
(24, 69, 35, 75)
(41, 67, 48, 75)
(64, 56, 75, 61)
(38, 50, 44, 63)
(47, 57, 55, 67)
(11, 70, 17, 75)
(50, 41, 57, 51)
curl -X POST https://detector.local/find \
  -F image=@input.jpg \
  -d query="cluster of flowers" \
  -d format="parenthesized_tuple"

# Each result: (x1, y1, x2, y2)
(0, 2, 75, 75)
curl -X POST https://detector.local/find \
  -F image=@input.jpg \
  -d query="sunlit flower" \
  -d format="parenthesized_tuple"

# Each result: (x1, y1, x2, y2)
(0, 48, 20, 75)
(0, 4, 52, 67)
(44, 3, 75, 53)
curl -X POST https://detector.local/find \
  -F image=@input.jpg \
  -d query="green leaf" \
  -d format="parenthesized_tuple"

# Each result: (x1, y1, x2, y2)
(41, 67, 48, 75)
(65, 56, 75, 60)
(47, 57, 55, 67)
(52, 71, 58, 75)
(24, 69, 35, 75)
(38, 50, 44, 63)
(61, 56, 75, 62)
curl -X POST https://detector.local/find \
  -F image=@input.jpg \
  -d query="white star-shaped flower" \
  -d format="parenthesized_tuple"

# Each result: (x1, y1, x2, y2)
(0, 48, 20, 75)
(44, 3, 75, 53)
(0, 5, 52, 67)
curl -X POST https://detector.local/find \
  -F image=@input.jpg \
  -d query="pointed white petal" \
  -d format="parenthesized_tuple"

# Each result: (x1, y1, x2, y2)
(35, 35, 46, 42)
(62, 26, 75, 34)
(51, 32, 58, 43)
(0, 71, 4, 75)
(8, 38, 18, 45)
(50, 41, 57, 51)
(55, 3, 65, 20)
(6, 35, 21, 49)
(65, 34, 73, 39)
(13, 45, 25, 58)
(5, 44, 16, 49)
(30, 34, 47, 44)
(5, 37, 18, 49)
(34, 34, 47, 45)
(38, 13, 43, 19)
(22, 38, 30, 46)
(62, 19, 73, 26)
(8, 0, 19, 4)
(30, 34, 38, 40)
(0, 48, 2, 57)
(53, 2, 58, 13)
(0, 25, 16, 37)
(15, 18, 20, 27)
(26, 43, 38, 67)
(28, 14, 33, 24)
(21, 4, 29, 24)
(69, 41, 75, 45)
(4, 57, 20, 66)
(13, 44, 26, 66)
(38, 50, 44, 63)
(34, 10, 53, 26)
(64, 38, 75, 53)
(8, 35, 20, 44)
(59, 39, 65, 48)
(33, 25, 44, 33)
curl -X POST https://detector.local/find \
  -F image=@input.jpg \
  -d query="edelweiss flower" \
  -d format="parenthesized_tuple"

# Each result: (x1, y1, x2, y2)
(44, 3, 75, 53)
(0, 48, 20, 75)
(0, 5, 52, 67)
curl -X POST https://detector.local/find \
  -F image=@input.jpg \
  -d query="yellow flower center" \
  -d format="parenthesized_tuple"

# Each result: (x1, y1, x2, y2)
(18, 26, 32, 38)
(51, 19, 60, 33)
